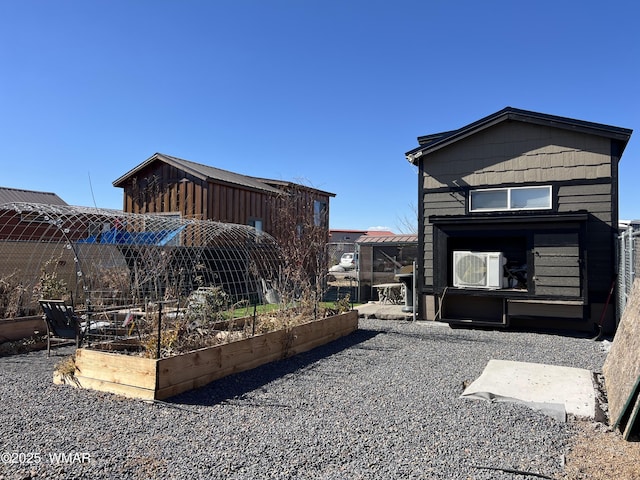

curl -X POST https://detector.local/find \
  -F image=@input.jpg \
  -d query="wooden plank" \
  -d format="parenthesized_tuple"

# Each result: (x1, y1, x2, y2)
(226, 187, 233, 221)
(535, 276, 580, 287)
(559, 183, 610, 196)
(507, 301, 583, 319)
(534, 266, 580, 277)
(72, 375, 156, 400)
(157, 345, 222, 389)
(74, 348, 157, 390)
(534, 256, 579, 267)
(535, 286, 581, 297)
(603, 278, 640, 434)
(534, 232, 578, 247)
(185, 181, 193, 217)
(0, 316, 46, 341)
(558, 193, 610, 205)
(534, 246, 579, 256)
(170, 178, 178, 212)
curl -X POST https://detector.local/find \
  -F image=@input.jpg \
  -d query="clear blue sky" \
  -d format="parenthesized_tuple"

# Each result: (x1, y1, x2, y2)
(1, 1, 638, 232)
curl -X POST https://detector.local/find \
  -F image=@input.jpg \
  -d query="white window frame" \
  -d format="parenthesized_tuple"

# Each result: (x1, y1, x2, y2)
(469, 185, 552, 212)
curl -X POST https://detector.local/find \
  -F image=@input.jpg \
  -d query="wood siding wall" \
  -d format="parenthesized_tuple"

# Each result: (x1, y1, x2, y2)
(122, 163, 210, 220)
(420, 121, 615, 301)
(119, 161, 332, 240)
(533, 232, 581, 297)
(422, 122, 611, 189)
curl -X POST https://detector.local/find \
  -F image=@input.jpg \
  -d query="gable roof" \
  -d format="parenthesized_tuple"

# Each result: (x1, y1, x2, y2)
(0, 186, 67, 206)
(406, 107, 633, 164)
(113, 153, 284, 194)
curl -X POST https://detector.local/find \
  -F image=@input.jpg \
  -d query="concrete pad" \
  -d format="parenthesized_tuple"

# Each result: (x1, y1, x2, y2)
(461, 359, 596, 421)
(355, 303, 414, 320)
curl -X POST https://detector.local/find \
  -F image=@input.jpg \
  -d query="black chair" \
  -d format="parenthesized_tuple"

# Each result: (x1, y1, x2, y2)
(39, 299, 83, 356)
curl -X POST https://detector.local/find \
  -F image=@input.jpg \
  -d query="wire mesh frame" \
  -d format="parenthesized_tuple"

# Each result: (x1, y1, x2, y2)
(0, 202, 283, 318)
(617, 225, 640, 325)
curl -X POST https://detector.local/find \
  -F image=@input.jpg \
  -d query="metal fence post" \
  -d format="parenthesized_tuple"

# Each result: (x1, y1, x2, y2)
(156, 302, 162, 359)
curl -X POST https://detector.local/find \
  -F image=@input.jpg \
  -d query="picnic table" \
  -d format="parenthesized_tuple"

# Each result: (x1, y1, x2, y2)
(373, 283, 404, 304)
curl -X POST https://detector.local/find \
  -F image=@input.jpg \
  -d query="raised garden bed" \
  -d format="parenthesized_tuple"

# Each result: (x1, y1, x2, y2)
(0, 315, 46, 342)
(55, 310, 358, 400)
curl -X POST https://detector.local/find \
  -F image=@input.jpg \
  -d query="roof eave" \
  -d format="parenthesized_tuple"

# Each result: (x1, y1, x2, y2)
(251, 177, 336, 197)
(406, 107, 633, 163)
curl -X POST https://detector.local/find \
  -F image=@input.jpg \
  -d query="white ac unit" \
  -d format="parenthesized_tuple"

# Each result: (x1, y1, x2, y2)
(453, 251, 506, 289)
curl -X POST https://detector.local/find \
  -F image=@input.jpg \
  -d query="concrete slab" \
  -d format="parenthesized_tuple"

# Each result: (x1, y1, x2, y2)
(355, 303, 414, 320)
(461, 359, 597, 422)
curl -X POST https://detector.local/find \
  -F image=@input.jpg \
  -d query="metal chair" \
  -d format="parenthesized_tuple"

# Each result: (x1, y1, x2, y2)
(39, 299, 83, 356)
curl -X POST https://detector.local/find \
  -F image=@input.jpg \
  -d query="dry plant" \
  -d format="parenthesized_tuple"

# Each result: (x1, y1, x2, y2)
(0, 271, 28, 318)
(32, 255, 69, 301)
(266, 181, 330, 315)
(54, 355, 77, 380)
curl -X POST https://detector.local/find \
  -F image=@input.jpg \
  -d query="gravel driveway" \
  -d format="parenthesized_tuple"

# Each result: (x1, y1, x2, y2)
(0, 319, 607, 479)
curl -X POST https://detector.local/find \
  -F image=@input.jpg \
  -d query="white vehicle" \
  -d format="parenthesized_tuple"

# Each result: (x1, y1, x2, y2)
(339, 252, 356, 270)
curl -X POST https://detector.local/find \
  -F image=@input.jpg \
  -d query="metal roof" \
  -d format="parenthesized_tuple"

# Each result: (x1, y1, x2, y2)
(113, 153, 284, 194)
(0, 186, 67, 206)
(406, 107, 633, 164)
(113, 153, 335, 198)
(356, 234, 418, 244)
(250, 177, 336, 198)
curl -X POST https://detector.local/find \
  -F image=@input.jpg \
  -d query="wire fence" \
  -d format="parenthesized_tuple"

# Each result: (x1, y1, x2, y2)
(617, 224, 640, 325)
(0, 202, 282, 318)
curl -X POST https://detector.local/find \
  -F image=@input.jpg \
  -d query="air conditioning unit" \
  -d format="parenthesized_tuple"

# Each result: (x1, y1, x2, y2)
(453, 251, 506, 289)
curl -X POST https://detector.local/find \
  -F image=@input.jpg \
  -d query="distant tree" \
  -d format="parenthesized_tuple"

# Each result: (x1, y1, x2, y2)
(267, 181, 329, 307)
(396, 201, 418, 235)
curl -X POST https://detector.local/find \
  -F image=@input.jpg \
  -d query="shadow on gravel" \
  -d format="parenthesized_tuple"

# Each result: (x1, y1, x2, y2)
(168, 328, 381, 407)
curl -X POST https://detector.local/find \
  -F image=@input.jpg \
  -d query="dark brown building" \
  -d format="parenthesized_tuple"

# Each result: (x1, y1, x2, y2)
(406, 107, 632, 332)
(112, 153, 335, 239)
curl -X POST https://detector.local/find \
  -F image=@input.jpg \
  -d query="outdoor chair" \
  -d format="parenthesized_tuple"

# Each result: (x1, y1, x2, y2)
(39, 299, 84, 356)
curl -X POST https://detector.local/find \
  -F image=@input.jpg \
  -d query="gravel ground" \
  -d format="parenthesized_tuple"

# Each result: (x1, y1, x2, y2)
(0, 319, 609, 480)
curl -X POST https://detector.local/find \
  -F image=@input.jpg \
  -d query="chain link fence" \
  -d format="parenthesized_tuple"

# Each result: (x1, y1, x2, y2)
(617, 224, 640, 325)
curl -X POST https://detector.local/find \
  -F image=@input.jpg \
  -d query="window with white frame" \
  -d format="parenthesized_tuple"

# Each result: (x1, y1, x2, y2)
(469, 186, 552, 212)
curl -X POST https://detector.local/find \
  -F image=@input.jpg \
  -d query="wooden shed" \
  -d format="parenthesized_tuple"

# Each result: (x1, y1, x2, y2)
(405, 107, 632, 332)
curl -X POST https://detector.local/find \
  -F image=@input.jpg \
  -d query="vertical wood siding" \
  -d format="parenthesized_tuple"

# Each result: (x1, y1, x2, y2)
(119, 161, 331, 242)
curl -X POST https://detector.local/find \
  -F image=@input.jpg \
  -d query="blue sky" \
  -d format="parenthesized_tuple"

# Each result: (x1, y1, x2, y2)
(1, 0, 638, 231)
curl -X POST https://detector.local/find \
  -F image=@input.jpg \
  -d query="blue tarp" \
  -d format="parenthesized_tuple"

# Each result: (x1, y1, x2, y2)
(78, 226, 185, 246)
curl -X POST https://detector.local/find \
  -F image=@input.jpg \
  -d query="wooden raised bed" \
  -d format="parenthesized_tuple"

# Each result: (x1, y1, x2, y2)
(57, 310, 358, 400)
(0, 315, 46, 342)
